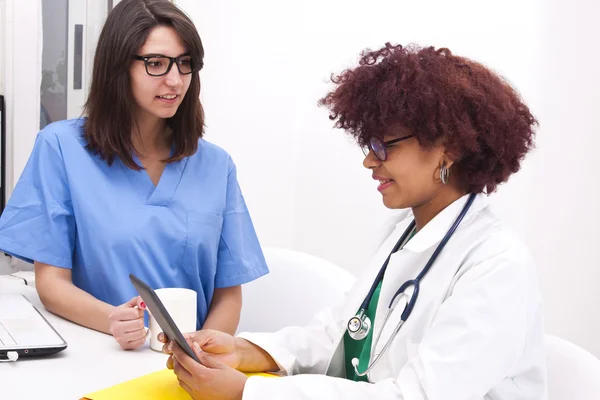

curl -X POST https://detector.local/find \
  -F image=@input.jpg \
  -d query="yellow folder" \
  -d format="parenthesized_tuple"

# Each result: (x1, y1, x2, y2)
(82, 368, 278, 400)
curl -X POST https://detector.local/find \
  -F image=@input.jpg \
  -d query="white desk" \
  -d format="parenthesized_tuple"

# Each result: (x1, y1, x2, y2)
(0, 280, 169, 399)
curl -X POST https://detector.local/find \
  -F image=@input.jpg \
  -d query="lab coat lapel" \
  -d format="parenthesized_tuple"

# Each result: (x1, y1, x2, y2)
(324, 214, 413, 377)
(371, 194, 488, 357)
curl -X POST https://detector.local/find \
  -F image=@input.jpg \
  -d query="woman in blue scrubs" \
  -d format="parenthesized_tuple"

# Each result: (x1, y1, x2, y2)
(0, 0, 268, 350)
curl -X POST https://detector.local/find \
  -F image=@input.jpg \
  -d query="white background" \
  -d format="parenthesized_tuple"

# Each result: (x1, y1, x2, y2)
(1, 0, 599, 356)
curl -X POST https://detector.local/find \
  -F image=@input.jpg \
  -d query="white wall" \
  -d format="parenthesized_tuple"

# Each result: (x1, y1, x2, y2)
(176, 0, 600, 356)
(176, 0, 544, 269)
(529, 0, 600, 357)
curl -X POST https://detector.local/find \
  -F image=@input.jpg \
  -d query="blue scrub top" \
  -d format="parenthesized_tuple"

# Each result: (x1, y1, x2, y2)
(0, 119, 268, 327)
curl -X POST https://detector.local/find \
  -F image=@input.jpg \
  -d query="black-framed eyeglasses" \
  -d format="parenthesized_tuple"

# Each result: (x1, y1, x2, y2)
(361, 135, 415, 161)
(132, 53, 195, 77)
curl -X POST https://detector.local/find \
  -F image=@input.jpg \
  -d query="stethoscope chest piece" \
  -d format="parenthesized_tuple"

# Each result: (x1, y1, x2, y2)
(347, 310, 371, 341)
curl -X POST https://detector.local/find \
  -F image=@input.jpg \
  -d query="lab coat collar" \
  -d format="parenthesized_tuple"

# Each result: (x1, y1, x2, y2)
(400, 193, 488, 253)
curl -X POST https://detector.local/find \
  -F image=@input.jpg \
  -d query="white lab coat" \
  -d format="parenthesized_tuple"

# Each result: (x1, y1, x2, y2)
(238, 194, 547, 399)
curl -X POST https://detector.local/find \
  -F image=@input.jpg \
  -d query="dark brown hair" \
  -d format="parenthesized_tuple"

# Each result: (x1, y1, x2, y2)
(84, 0, 204, 169)
(319, 43, 538, 193)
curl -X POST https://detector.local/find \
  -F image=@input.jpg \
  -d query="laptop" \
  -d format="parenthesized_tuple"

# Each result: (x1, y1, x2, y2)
(0, 294, 67, 359)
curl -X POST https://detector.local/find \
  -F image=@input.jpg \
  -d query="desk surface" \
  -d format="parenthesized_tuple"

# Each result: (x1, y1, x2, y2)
(0, 280, 168, 400)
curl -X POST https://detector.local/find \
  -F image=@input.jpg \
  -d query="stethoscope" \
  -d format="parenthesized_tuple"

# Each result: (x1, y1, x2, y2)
(347, 193, 476, 378)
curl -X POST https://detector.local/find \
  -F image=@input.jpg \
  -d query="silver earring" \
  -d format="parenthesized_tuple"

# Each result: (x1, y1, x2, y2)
(440, 164, 449, 184)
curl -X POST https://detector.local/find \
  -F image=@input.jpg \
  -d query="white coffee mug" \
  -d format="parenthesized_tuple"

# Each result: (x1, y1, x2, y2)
(149, 288, 197, 352)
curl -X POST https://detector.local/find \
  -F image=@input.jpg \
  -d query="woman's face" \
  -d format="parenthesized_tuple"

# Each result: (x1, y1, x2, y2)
(129, 26, 192, 124)
(363, 125, 449, 210)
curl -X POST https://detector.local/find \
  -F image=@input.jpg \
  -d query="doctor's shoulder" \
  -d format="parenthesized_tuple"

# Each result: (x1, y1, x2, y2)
(455, 209, 539, 287)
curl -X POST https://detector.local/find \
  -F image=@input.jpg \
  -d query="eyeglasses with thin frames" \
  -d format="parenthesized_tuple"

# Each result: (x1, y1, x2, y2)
(361, 135, 415, 161)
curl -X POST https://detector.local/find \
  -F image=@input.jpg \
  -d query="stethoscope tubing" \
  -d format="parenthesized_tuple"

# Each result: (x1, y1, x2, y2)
(351, 193, 477, 378)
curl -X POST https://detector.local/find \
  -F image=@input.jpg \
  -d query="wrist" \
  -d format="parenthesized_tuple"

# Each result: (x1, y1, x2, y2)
(234, 337, 251, 371)
(234, 337, 278, 373)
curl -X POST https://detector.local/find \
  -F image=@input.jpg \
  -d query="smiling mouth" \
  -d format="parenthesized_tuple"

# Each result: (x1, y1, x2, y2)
(379, 179, 393, 185)
(157, 94, 178, 100)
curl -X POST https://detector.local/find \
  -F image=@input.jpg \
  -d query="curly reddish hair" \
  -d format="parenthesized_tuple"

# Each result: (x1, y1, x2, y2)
(319, 43, 537, 193)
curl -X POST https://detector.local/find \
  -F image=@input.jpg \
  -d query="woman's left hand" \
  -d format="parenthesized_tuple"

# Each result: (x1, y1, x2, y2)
(171, 340, 248, 400)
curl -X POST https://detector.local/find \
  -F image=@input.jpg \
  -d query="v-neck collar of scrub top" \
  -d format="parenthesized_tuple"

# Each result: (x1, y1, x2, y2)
(119, 149, 189, 207)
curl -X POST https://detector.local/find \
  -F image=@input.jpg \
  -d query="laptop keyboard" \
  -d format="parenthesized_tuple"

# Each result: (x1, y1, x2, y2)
(0, 295, 63, 347)
(0, 321, 17, 346)
(0, 317, 59, 346)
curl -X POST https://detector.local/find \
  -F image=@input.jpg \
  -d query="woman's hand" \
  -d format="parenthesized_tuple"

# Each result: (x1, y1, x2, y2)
(108, 296, 147, 350)
(171, 340, 247, 400)
(159, 329, 241, 369)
